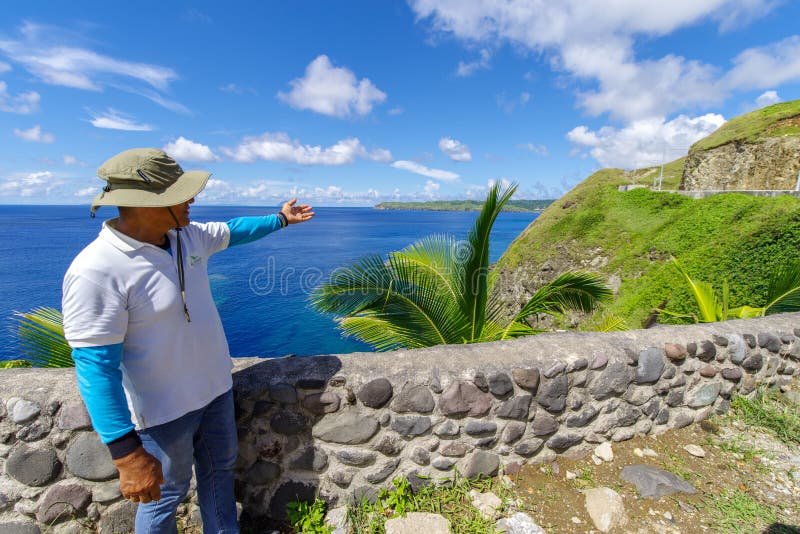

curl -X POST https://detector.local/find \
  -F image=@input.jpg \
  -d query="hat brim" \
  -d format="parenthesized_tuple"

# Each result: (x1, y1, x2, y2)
(91, 170, 211, 213)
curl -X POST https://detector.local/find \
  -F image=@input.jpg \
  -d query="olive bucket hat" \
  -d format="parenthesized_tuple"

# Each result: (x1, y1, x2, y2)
(90, 148, 210, 216)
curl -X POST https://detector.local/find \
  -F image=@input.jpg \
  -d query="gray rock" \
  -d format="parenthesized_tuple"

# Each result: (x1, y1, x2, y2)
(616, 405, 641, 426)
(391, 415, 432, 437)
(289, 446, 328, 472)
(429, 370, 443, 394)
(643, 398, 661, 419)
(511, 368, 540, 393)
(410, 446, 430, 466)
(696, 340, 717, 362)
(589, 362, 631, 400)
(391, 383, 435, 414)
(742, 352, 764, 371)
(620, 465, 696, 498)
(433, 419, 460, 437)
(36, 483, 91, 524)
(328, 468, 356, 488)
(544, 361, 566, 378)
(357, 378, 393, 408)
(672, 409, 695, 429)
(98, 500, 137, 534)
(496, 395, 532, 420)
(567, 358, 589, 372)
(313, 410, 379, 444)
(590, 353, 609, 369)
(727, 334, 747, 364)
(335, 449, 376, 467)
(611, 427, 636, 442)
(65, 433, 117, 481)
(372, 433, 405, 456)
(464, 420, 497, 436)
(636, 348, 665, 384)
(16, 417, 52, 442)
(269, 383, 298, 404)
(514, 438, 544, 457)
(624, 347, 639, 365)
(662, 366, 676, 379)
(570, 370, 588, 388)
(350, 485, 381, 504)
(699, 364, 718, 377)
(6, 445, 61, 486)
(721, 367, 743, 381)
(474, 436, 497, 448)
(623, 385, 657, 406)
(531, 410, 559, 436)
(566, 406, 599, 428)
(302, 392, 340, 414)
(488, 373, 514, 397)
(687, 382, 722, 408)
(501, 422, 526, 444)
(665, 388, 684, 407)
(249, 460, 281, 485)
(439, 381, 491, 417)
(584, 487, 627, 533)
(385, 512, 451, 534)
(295, 378, 326, 389)
(712, 334, 729, 347)
(269, 481, 318, 520)
(743, 333, 757, 348)
(495, 512, 546, 534)
(536, 375, 568, 413)
(463, 450, 499, 478)
(758, 332, 781, 353)
(473, 372, 489, 392)
(11, 400, 40, 425)
(92, 481, 122, 503)
(432, 457, 455, 470)
(364, 458, 400, 483)
(57, 402, 92, 431)
(270, 410, 307, 435)
(671, 374, 687, 387)
(546, 432, 583, 451)
(440, 441, 469, 457)
(0, 522, 41, 534)
(655, 409, 670, 425)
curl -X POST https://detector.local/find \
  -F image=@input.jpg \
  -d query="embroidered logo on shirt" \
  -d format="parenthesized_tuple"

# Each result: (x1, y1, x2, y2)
(189, 255, 203, 267)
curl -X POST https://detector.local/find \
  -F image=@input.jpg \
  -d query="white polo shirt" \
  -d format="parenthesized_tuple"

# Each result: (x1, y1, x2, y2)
(62, 219, 233, 429)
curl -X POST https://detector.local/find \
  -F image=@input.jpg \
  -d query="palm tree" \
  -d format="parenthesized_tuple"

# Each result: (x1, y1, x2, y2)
(310, 182, 613, 351)
(659, 257, 800, 323)
(5, 307, 73, 368)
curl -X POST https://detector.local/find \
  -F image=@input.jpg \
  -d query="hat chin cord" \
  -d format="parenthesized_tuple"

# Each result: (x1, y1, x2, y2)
(167, 207, 191, 322)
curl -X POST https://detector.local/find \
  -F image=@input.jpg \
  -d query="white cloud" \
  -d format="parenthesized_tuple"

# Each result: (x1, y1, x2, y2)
(456, 48, 491, 76)
(13, 124, 54, 143)
(423, 180, 440, 197)
(63, 155, 87, 166)
(439, 137, 472, 161)
(163, 136, 219, 162)
(0, 61, 10, 73)
(0, 170, 63, 197)
(724, 36, 800, 91)
(391, 160, 459, 181)
(74, 186, 98, 197)
(409, 0, 780, 121)
(219, 82, 256, 95)
(222, 132, 392, 165)
(755, 90, 781, 108)
(0, 81, 40, 114)
(517, 143, 549, 156)
(566, 113, 725, 168)
(277, 55, 387, 117)
(0, 22, 183, 111)
(89, 109, 153, 131)
(496, 91, 533, 114)
(388, 106, 404, 115)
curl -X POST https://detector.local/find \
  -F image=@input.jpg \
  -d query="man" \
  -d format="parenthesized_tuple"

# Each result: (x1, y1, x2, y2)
(62, 148, 314, 533)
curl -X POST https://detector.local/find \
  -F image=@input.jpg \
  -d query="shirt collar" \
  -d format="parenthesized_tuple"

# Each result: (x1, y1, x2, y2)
(100, 218, 174, 252)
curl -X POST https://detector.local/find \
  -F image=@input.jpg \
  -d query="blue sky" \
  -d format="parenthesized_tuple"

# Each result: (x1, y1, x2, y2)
(1, 1, 799, 206)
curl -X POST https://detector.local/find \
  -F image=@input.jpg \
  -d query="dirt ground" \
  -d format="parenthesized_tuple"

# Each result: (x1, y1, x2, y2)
(510, 414, 800, 533)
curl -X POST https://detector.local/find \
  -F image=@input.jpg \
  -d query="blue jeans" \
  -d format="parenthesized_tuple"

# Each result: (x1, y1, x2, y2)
(135, 389, 239, 534)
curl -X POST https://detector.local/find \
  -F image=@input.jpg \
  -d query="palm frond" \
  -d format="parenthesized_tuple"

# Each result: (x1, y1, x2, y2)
(670, 258, 721, 322)
(336, 316, 431, 351)
(580, 310, 629, 332)
(513, 271, 611, 322)
(763, 260, 800, 315)
(309, 254, 395, 316)
(13, 307, 73, 368)
(458, 181, 518, 341)
(393, 234, 462, 305)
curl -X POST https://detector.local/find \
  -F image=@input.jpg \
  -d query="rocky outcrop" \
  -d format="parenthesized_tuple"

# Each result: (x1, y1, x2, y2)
(680, 136, 800, 191)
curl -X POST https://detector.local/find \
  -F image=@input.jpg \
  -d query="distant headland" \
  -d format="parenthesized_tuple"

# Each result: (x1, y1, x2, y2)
(373, 199, 553, 212)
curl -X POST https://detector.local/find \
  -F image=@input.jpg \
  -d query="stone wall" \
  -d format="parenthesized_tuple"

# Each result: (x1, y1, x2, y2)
(1, 313, 799, 532)
(680, 136, 800, 191)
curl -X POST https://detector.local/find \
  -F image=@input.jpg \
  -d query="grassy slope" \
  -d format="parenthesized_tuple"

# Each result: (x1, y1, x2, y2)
(497, 169, 800, 327)
(691, 99, 800, 152)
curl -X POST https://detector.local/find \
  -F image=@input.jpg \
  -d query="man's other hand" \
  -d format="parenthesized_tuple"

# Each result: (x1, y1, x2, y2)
(113, 446, 165, 503)
(281, 198, 315, 224)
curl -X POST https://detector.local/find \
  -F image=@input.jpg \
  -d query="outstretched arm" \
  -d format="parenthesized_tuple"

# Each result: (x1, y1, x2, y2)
(226, 199, 315, 247)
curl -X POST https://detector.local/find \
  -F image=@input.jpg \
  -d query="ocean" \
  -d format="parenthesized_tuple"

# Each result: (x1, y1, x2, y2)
(0, 205, 537, 361)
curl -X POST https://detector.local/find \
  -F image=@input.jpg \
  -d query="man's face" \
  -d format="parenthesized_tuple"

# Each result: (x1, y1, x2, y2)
(166, 198, 194, 228)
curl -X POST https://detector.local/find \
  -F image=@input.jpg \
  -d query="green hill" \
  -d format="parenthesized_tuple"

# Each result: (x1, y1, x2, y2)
(495, 169, 800, 328)
(374, 199, 552, 212)
(690, 100, 800, 152)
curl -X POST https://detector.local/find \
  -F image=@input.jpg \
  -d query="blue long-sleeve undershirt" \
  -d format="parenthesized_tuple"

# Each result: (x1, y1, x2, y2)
(73, 215, 284, 443)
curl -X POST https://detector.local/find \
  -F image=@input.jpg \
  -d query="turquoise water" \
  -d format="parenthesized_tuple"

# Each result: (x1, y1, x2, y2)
(0, 205, 537, 360)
